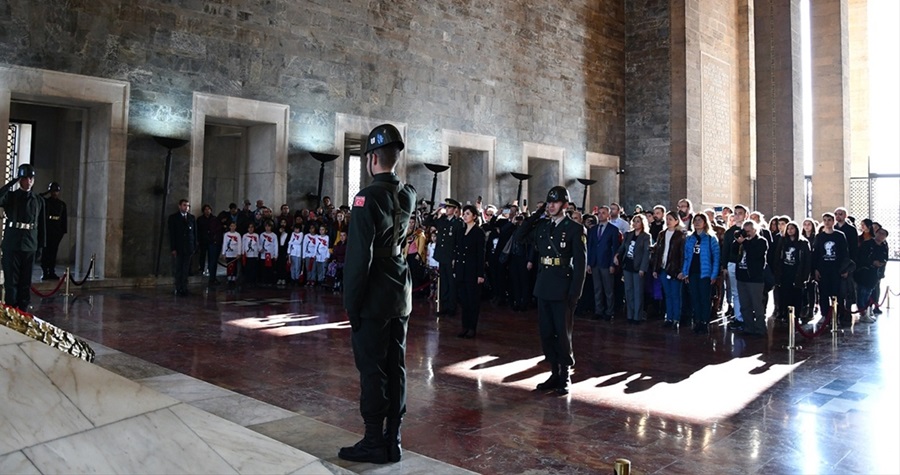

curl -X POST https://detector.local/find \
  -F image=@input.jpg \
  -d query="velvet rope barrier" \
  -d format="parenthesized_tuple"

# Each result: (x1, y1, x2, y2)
(69, 258, 95, 287)
(30, 273, 67, 298)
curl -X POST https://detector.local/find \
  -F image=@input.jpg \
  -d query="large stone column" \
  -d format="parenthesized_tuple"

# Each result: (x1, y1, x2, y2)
(849, 0, 869, 178)
(754, 0, 804, 218)
(810, 0, 852, 216)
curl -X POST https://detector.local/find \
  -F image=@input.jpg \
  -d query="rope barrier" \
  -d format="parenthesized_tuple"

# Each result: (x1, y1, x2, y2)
(887, 286, 899, 297)
(30, 273, 67, 298)
(69, 258, 95, 287)
(795, 305, 833, 339)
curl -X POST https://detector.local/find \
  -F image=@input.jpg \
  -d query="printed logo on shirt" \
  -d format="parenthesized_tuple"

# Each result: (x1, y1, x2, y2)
(739, 252, 748, 269)
(784, 247, 796, 265)
(824, 241, 836, 261)
(693, 240, 701, 255)
(626, 241, 636, 259)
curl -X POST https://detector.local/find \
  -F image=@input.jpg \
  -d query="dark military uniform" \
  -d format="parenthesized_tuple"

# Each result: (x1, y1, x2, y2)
(432, 211, 463, 313)
(0, 179, 46, 310)
(40, 193, 67, 279)
(343, 172, 416, 453)
(514, 199, 586, 394)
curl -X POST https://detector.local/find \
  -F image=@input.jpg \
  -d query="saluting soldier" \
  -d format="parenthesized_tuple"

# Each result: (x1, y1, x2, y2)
(0, 164, 46, 311)
(431, 197, 463, 315)
(340, 124, 416, 464)
(39, 181, 67, 281)
(514, 185, 587, 395)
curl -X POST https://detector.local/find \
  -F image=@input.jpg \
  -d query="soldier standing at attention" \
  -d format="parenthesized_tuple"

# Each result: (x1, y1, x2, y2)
(514, 186, 587, 395)
(432, 197, 463, 315)
(340, 124, 416, 464)
(0, 164, 46, 311)
(40, 181, 66, 281)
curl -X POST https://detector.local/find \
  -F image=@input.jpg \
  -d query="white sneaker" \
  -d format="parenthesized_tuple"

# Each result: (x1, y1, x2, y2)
(859, 309, 876, 324)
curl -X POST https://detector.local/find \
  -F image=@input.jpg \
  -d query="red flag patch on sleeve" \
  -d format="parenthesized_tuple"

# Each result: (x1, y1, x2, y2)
(353, 196, 366, 207)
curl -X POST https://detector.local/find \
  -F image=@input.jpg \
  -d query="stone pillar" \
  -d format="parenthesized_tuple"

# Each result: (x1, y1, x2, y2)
(754, 0, 804, 218)
(810, 0, 852, 217)
(849, 0, 869, 178)
(736, 0, 757, 208)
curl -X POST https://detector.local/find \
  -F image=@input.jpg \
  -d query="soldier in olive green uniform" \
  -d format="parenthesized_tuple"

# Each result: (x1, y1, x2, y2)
(0, 164, 46, 311)
(514, 186, 586, 395)
(340, 124, 416, 464)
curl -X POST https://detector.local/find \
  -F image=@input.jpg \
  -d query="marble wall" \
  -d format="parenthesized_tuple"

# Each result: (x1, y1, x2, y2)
(0, 0, 627, 276)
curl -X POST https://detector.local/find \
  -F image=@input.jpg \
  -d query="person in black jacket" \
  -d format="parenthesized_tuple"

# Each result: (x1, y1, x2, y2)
(430, 198, 464, 315)
(168, 199, 197, 296)
(813, 213, 850, 325)
(773, 222, 811, 322)
(734, 220, 769, 336)
(196, 204, 222, 286)
(455, 205, 486, 338)
(856, 228, 889, 323)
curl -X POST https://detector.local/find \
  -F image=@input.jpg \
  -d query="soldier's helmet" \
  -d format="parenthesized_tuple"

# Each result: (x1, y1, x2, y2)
(364, 124, 405, 155)
(48, 182, 61, 192)
(545, 185, 570, 203)
(16, 163, 36, 178)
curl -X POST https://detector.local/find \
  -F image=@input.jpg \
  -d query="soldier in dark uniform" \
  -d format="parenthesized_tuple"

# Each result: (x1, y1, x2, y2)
(340, 124, 416, 464)
(513, 186, 587, 395)
(430, 198, 463, 315)
(39, 181, 66, 281)
(0, 164, 46, 311)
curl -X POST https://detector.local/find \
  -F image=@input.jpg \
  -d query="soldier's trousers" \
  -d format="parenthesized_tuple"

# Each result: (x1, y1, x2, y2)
(41, 234, 63, 274)
(537, 298, 575, 367)
(352, 316, 408, 423)
(2, 250, 35, 311)
(438, 261, 456, 312)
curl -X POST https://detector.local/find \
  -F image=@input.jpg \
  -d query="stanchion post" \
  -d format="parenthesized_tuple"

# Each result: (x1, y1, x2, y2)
(786, 306, 801, 350)
(89, 253, 97, 280)
(63, 267, 72, 297)
(614, 458, 631, 475)
(830, 296, 840, 334)
(435, 274, 441, 313)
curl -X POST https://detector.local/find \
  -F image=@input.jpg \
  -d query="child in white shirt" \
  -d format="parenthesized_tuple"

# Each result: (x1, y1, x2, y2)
(242, 223, 260, 286)
(259, 221, 279, 286)
(287, 225, 304, 284)
(313, 225, 331, 286)
(221, 221, 242, 287)
(301, 224, 319, 286)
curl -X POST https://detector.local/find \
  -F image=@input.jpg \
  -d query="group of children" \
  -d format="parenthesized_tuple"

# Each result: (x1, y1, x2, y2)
(220, 220, 347, 289)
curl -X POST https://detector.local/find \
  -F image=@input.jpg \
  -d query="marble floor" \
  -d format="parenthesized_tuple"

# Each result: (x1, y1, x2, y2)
(15, 263, 900, 474)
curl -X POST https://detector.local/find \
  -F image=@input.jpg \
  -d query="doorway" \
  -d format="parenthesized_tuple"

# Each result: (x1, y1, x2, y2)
(449, 147, 488, 206)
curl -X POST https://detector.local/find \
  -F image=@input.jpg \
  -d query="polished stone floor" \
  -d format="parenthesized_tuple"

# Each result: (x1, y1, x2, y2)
(26, 263, 900, 474)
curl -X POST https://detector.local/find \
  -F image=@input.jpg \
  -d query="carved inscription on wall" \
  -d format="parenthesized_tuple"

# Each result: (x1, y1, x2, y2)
(700, 53, 733, 206)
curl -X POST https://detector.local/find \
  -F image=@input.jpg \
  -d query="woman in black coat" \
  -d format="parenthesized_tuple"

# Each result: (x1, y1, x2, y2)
(455, 204, 486, 338)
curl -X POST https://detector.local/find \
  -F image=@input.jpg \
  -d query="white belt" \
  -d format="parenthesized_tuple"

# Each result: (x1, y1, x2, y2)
(7, 222, 34, 230)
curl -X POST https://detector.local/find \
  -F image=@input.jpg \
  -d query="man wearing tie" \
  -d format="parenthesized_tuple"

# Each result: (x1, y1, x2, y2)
(168, 199, 197, 296)
(587, 205, 622, 321)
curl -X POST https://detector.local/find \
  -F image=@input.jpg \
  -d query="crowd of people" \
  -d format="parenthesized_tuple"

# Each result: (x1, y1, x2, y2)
(171, 189, 891, 334)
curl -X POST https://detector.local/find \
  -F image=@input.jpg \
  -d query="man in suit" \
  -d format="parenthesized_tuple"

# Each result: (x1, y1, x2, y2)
(168, 199, 197, 296)
(0, 164, 46, 311)
(514, 186, 587, 395)
(587, 205, 622, 320)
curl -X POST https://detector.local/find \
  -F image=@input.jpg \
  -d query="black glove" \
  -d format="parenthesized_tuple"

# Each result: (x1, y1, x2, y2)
(349, 313, 361, 332)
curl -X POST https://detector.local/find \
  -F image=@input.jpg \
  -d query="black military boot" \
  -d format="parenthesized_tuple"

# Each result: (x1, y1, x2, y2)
(338, 422, 388, 464)
(556, 365, 571, 395)
(536, 363, 560, 390)
(385, 418, 402, 463)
